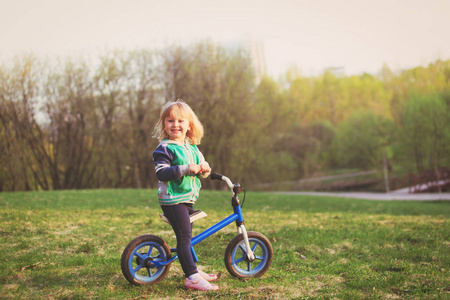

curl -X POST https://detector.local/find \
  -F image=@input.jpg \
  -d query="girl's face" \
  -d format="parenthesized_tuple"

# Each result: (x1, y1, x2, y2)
(164, 111, 191, 142)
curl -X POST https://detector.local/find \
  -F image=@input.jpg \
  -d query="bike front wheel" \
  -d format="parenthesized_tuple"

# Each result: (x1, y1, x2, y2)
(121, 234, 171, 285)
(224, 231, 273, 278)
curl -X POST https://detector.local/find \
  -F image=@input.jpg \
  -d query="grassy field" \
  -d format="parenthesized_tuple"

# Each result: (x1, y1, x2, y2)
(1, 188, 449, 299)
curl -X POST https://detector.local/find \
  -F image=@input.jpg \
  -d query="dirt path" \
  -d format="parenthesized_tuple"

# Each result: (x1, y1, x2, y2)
(273, 191, 450, 201)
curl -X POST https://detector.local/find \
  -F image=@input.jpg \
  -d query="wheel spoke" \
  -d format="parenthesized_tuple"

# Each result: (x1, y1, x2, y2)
(133, 264, 143, 273)
(235, 256, 245, 264)
(251, 242, 258, 252)
(147, 246, 154, 256)
(135, 252, 146, 260)
(247, 261, 251, 272)
(255, 255, 264, 260)
(147, 267, 153, 277)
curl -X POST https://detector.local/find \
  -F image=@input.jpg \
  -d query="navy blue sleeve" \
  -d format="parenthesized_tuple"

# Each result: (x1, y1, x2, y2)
(153, 145, 190, 181)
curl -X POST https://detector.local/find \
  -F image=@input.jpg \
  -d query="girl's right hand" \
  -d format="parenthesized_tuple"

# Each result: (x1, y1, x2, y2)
(188, 164, 201, 175)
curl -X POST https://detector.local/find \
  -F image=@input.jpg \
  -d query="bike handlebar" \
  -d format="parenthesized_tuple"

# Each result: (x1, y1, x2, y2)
(210, 172, 234, 190)
(210, 172, 223, 181)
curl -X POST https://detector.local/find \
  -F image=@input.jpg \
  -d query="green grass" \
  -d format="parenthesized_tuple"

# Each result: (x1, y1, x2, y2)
(1, 188, 449, 299)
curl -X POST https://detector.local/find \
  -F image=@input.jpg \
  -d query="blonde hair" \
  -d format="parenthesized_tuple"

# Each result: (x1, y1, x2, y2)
(153, 99, 204, 145)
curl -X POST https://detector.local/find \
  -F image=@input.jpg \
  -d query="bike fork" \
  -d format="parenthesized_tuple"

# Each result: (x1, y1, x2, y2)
(237, 225, 255, 261)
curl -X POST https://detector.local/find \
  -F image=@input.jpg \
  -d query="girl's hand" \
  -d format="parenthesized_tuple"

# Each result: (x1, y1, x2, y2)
(188, 163, 211, 177)
(197, 163, 211, 178)
(189, 164, 201, 175)
(199, 162, 211, 173)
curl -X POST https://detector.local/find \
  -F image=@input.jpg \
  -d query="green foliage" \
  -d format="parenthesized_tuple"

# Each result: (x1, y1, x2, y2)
(333, 111, 394, 170)
(164, 41, 258, 185)
(275, 121, 336, 179)
(394, 93, 450, 173)
(250, 76, 299, 182)
(1, 46, 450, 191)
(254, 151, 298, 184)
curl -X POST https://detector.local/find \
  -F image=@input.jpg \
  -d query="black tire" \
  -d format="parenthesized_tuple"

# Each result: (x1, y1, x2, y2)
(224, 231, 273, 278)
(121, 235, 171, 285)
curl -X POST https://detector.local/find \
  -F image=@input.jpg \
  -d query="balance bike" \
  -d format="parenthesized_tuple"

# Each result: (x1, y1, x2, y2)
(121, 172, 273, 285)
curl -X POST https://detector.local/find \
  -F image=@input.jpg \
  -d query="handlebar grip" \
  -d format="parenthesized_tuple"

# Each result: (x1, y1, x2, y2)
(210, 172, 223, 181)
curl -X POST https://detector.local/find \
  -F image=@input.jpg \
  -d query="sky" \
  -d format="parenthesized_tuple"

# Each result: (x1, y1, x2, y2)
(1, 0, 449, 77)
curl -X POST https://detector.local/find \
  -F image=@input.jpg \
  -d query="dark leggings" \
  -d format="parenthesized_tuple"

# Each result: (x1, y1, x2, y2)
(161, 203, 198, 278)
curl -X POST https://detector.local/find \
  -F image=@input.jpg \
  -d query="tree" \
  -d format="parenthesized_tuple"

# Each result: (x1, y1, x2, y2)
(333, 111, 393, 174)
(0, 55, 50, 190)
(121, 49, 162, 188)
(159, 41, 258, 186)
(252, 76, 298, 182)
(395, 93, 450, 175)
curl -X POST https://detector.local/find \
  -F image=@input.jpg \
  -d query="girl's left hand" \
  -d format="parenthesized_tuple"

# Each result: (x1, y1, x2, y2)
(199, 163, 211, 173)
(198, 163, 211, 178)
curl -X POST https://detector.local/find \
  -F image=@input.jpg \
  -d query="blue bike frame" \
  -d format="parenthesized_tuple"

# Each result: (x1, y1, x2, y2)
(152, 204, 245, 268)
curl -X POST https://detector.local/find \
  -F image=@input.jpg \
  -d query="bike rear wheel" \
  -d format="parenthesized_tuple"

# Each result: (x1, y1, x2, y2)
(121, 235, 171, 285)
(224, 231, 273, 278)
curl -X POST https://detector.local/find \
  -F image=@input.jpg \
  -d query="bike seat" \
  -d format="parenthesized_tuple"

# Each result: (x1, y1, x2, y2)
(159, 210, 207, 225)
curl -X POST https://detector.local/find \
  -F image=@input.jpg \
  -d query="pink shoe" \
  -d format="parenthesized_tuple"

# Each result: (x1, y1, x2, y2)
(185, 274, 219, 291)
(198, 270, 218, 282)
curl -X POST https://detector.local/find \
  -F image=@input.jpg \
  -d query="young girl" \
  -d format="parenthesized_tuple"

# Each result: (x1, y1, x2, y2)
(152, 99, 219, 291)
